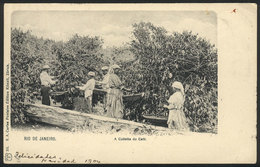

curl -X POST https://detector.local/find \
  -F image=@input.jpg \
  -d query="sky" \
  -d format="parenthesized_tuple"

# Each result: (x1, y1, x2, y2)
(12, 11, 217, 48)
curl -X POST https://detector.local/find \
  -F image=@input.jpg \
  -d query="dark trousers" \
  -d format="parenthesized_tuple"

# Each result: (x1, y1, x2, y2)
(41, 86, 51, 105)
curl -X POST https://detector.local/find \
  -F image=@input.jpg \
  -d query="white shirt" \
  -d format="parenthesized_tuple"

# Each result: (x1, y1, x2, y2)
(40, 71, 55, 86)
(102, 74, 110, 90)
(79, 78, 96, 98)
(168, 92, 184, 110)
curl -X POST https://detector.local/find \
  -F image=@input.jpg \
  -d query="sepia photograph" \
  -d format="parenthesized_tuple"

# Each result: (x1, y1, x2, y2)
(10, 10, 217, 134)
(3, 3, 256, 164)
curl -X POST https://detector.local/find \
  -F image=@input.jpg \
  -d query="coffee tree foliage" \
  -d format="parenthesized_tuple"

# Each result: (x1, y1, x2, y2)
(50, 34, 104, 109)
(101, 46, 135, 64)
(11, 28, 55, 124)
(126, 22, 218, 132)
(11, 29, 104, 121)
(11, 22, 217, 132)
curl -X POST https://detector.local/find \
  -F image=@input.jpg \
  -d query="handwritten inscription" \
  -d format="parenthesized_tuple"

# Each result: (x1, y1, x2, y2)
(14, 152, 101, 164)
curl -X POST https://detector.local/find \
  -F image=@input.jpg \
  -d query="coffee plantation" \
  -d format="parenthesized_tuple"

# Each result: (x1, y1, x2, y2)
(11, 22, 217, 133)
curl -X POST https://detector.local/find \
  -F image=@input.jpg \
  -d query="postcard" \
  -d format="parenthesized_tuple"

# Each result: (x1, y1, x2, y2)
(3, 3, 257, 164)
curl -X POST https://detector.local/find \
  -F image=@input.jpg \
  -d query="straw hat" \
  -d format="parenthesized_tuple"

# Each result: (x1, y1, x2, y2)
(101, 66, 109, 70)
(88, 71, 95, 76)
(111, 64, 120, 69)
(172, 81, 184, 95)
(42, 65, 50, 69)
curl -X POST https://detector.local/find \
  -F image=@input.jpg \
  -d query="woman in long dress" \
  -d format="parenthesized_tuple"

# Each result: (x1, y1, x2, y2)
(164, 81, 189, 131)
(106, 64, 124, 119)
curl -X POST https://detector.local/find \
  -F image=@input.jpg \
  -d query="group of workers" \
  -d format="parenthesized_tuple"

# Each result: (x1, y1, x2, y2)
(76, 64, 125, 119)
(40, 64, 189, 131)
(40, 64, 125, 119)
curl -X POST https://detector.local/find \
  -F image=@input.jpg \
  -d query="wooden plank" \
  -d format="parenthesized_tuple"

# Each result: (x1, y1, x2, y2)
(51, 91, 67, 96)
(24, 103, 172, 132)
(93, 88, 107, 96)
(50, 89, 142, 100)
(123, 93, 143, 102)
(143, 115, 168, 121)
(93, 89, 143, 102)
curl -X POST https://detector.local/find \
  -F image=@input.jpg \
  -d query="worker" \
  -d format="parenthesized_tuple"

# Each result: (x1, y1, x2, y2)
(76, 71, 96, 112)
(100, 66, 110, 90)
(163, 81, 189, 131)
(106, 64, 124, 119)
(98, 66, 110, 109)
(40, 65, 57, 105)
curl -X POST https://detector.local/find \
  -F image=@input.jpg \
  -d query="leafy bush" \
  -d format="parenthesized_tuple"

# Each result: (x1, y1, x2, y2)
(11, 28, 55, 124)
(126, 22, 217, 132)
(50, 34, 105, 109)
(11, 23, 218, 132)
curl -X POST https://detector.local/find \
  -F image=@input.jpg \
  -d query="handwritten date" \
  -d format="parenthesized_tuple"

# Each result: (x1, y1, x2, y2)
(14, 151, 100, 164)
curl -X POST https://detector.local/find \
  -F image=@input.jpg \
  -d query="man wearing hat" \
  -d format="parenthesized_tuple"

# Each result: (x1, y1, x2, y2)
(40, 65, 57, 105)
(76, 71, 96, 112)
